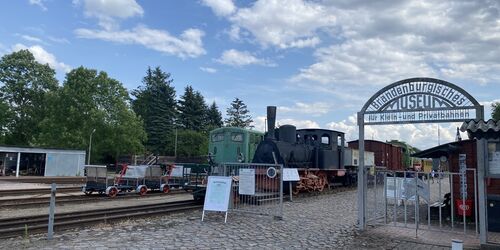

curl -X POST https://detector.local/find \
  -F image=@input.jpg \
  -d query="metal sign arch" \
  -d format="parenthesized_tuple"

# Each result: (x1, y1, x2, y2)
(356, 77, 485, 231)
(360, 77, 483, 125)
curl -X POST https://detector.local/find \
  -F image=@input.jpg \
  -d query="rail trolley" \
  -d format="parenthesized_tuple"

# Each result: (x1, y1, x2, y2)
(82, 164, 175, 197)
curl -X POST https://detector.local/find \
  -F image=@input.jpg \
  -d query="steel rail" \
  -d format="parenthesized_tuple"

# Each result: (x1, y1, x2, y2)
(0, 200, 202, 238)
(0, 190, 188, 208)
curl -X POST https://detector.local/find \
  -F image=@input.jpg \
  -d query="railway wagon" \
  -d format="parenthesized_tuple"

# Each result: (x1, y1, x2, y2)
(209, 127, 264, 164)
(347, 140, 405, 171)
(82, 164, 172, 197)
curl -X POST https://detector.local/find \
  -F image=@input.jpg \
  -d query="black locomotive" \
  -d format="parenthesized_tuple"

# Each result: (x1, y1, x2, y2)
(252, 106, 354, 192)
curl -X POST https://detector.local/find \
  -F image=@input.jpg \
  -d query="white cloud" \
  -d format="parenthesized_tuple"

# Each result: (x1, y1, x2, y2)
(75, 25, 206, 58)
(48, 36, 70, 44)
(326, 113, 467, 149)
(229, 0, 335, 49)
(200, 67, 217, 73)
(253, 116, 319, 132)
(279, 102, 331, 116)
(201, 0, 236, 17)
(291, 38, 436, 87)
(20, 35, 44, 43)
(216, 49, 275, 67)
(81, 0, 144, 30)
(12, 44, 71, 73)
(29, 0, 47, 11)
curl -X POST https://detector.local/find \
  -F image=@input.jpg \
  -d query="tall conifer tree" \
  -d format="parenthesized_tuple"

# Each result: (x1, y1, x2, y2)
(225, 98, 253, 128)
(132, 66, 177, 155)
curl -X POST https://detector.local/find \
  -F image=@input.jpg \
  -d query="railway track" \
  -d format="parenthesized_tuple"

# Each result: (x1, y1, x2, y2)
(0, 190, 188, 208)
(0, 200, 202, 238)
(0, 187, 81, 196)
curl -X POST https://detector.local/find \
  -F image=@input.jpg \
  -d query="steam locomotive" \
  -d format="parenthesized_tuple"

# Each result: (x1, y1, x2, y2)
(252, 106, 355, 193)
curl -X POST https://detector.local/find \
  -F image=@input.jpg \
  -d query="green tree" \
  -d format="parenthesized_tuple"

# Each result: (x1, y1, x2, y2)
(177, 85, 208, 131)
(225, 98, 253, 128)
(0, 50, 58, 145)
(37, 67, 146, 163)
(0, 99, 11, 143)
(492, 102, 500, 120)
(175, 129, 208, 157)
(132, 67, 177, 155)
(206, 101, 223, 130)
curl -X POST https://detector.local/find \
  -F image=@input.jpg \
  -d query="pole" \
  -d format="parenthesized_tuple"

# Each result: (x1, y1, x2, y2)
(87, 128, 96, 165)
(358, 112, 366, 230)
(16, 152, 20, 177)
(174, 129, 178, 158)
(48, 183, 56, 240)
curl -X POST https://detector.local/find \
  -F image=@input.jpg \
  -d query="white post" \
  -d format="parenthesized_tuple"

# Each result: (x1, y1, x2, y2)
(87, 128, 96, 165)
(15, 152, 20, 177)
(358, 112, 366, 230)
(48, 183, 56, 240)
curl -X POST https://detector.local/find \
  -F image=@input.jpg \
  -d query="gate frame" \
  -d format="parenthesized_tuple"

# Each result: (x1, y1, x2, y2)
(357, 77, 486, 243)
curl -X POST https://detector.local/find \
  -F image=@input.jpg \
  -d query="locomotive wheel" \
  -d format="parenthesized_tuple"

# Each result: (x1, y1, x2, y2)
(107, 187, 118, 198)
(162, 185, 170, 194)
(139, 186, 148, 196)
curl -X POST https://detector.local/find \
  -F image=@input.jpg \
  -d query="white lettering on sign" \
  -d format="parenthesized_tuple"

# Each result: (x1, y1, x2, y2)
(364, 109, 475, 124)
(369, 82, 469, 111)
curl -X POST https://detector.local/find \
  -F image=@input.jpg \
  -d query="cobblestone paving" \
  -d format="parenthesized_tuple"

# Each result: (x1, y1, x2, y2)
(0, 190, 475, 249)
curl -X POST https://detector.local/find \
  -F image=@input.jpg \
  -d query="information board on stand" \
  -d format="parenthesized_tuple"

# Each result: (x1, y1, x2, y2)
(283, 168, 300, 201)
(202, 176, 232, 223)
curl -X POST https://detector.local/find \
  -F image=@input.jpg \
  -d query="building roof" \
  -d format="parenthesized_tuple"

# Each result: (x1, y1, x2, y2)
(460, 119, 500, 139)
(0, 145, 85, 154)
(411, 139, 473, 158)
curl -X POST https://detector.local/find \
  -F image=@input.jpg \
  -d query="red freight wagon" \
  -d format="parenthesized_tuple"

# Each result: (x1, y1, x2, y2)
(347, 140, 404, 171)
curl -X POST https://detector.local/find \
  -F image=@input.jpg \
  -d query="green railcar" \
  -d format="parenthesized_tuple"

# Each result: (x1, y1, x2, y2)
(208, 127, 264, 164)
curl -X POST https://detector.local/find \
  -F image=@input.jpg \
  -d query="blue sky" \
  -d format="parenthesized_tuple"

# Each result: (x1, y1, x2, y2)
(0, 0, 499, 149)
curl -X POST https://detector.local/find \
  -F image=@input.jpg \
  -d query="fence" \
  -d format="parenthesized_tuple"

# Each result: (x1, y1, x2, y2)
(213, 163, 284, 219)
(365, 169, 478, 235)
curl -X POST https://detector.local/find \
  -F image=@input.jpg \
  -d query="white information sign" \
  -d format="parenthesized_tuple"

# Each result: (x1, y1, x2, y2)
(283, 168, 300, 181)
(203, 176, 232, 212)
(239, 169, 255, 195)
(171, 165, 187, 177)
(489, 151, 500, 175)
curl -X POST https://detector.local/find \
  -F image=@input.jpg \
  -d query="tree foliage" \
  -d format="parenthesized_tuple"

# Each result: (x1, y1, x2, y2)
(177, 85, 208, 131)
(0, 50, 58, 145)
(206, 101, 223, 130)
(132, 67, 177, 155)
(175, 129, 208, 157)
(37, 66, 146, 163)
(225, 98, 253, 128)
(492, 102, 500, 121)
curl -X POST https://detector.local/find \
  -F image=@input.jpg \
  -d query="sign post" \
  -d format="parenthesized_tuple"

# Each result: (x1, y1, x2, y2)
(202, 176, 233, 223)
(283, 168, 300, 201)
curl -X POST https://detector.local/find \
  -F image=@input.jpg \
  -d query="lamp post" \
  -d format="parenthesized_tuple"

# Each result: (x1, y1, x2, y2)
(88, 128, 96, 164)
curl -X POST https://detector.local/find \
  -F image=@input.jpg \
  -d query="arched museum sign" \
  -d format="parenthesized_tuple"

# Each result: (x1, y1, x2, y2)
(361, 78, 483, 124)
(357, 77, 484, 231)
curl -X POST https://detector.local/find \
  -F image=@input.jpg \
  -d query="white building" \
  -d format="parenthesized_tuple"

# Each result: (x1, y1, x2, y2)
(0, 146, 86, 177)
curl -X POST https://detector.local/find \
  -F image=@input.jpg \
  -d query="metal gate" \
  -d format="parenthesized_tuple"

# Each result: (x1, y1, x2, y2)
(366, 168, 478, 235)
(213, 163, 283, 219)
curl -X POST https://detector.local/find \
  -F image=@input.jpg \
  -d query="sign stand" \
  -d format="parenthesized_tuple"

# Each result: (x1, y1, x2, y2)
(201, 176, 232, 223)
(283, 168, 300, 201)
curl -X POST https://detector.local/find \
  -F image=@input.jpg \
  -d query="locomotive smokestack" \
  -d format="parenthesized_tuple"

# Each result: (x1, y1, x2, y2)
(267, 106, 276, 139)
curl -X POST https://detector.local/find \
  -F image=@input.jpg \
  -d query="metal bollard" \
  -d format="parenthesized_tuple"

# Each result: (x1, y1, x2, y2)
(451, 239, 463, 250)
(48, 183, 56, 240)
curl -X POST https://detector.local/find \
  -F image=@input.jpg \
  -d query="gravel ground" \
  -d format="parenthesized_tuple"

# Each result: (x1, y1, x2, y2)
(0, 189, 474, 249)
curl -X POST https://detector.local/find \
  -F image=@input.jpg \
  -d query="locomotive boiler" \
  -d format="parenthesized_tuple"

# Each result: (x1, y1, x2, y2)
(252, 106, 351, 193)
